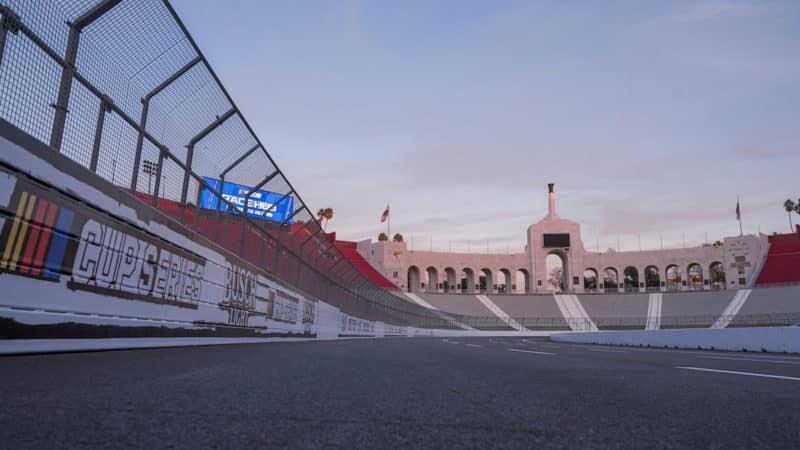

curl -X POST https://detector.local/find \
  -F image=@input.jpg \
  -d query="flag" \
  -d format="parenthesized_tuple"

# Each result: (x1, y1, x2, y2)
(380, 204, 390, 223)
(736, 200, 741, 221)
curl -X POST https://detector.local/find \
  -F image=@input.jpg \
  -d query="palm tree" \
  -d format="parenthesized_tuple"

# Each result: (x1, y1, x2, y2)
(322, 207, 333, 230)
(795, 198, 800, 232)
(378, 232, 388, 241)
(392, 233, 404, 243)
(316, 208, 325, 225)
(316, 207, 334, 230)
(785, 199, 796, 232)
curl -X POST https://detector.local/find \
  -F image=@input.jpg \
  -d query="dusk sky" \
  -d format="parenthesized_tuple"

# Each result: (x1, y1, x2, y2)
(171, 0, 800, 253)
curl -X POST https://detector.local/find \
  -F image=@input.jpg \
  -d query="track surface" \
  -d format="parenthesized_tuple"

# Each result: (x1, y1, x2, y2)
(1, 337, 799, 449)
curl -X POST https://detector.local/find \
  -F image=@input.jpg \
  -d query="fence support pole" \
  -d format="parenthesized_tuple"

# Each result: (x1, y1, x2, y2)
(238, 170, 278, 255)
(88, 97, 112, 173)
(179, 108, 235, 222)
(0, 6, 20, 70)
(130, 56, 201, 193)
(49, 0, 123, 151)
(215, 143, 260, 240)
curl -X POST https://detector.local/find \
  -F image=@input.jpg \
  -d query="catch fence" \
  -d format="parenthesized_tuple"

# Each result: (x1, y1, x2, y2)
(0, 0, 447, 328)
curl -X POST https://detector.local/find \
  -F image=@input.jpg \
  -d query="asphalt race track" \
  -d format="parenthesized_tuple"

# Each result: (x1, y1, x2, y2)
(1, 337, 799, 449)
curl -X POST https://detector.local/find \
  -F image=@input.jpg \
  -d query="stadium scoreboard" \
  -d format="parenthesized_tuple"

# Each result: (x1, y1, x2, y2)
(543, 233, 570, 248)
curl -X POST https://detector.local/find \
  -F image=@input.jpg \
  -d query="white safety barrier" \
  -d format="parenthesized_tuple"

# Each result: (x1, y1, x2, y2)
(552, 327, 800, 353)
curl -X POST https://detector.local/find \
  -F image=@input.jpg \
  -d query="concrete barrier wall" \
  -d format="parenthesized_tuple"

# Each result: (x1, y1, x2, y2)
(0, 126, 404, 341)
(551, 327, 800, 353)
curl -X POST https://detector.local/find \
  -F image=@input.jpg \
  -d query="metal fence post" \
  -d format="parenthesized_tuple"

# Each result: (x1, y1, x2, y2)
(238, 170, 278, 255)
(151, 146, 166, 208)
(215, 143, 260, 240)
(0, 6, 21, 69)
(88, 97, 112, 173)
(130, 56, 201, 193)
(179, 108, 235, 222)
(49, 0, 123, 151)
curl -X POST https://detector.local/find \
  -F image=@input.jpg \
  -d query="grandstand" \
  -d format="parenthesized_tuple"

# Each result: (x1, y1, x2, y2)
(755, 226, 800, 286)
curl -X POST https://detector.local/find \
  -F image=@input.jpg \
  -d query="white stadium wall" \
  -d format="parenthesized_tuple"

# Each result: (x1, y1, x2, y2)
(364, 184, 770, 295)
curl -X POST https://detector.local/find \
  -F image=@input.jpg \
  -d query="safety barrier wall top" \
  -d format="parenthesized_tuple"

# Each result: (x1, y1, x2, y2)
(0, 0, 444, 327)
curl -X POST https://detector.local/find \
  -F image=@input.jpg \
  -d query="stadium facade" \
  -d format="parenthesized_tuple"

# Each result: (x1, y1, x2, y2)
(358, 184, 769, 294)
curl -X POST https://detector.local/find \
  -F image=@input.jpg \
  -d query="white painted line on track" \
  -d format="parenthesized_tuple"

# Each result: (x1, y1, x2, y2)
(466, 344, 482, 348)
(675, 366, 800, 381)
(588, 348, 627, 353)
(442, 339, 460, 345)
(508, 348, 556, 356)
(697, 356, 800, 365)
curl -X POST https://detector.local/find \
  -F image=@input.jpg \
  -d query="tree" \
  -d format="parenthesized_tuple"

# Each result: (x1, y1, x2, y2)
(378, 232, 388, 241)
(392, 233, 404, 243)
(784, 199, 796, 232)
(316, 207, 334, 230)
(795, 198, 800, 230)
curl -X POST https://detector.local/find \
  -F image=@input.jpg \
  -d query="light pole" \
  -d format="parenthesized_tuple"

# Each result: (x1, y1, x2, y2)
(142, 160, 158, 196)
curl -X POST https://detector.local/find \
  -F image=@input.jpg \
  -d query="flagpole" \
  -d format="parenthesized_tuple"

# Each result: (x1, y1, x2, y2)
(387, 201, 391, 239)
(737, 195, 743, 236)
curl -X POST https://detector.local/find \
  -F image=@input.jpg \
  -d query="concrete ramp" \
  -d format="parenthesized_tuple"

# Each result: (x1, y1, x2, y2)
(712, 289, 752, 329)
(645, 293, 662, 330)
(404, 293, 475, 331)
(475, 295, 527, 332)
(554, 295, 598, 331)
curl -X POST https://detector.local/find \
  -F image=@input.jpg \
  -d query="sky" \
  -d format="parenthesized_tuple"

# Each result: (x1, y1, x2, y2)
(171, 0, 800, 253)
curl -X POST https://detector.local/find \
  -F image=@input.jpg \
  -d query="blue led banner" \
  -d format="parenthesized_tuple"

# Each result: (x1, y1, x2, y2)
(198, 177, 294, 224)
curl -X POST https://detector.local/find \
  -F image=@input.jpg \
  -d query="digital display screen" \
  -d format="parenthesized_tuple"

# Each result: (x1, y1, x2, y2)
(543, 233, 570, 248)
(197, 177, 294, 224)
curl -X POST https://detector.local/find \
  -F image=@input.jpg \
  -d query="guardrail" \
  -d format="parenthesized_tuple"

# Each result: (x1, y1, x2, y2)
(0, 0, 453, 328)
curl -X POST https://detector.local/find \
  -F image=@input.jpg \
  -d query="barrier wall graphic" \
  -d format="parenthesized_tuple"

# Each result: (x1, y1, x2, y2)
(0, 127, 331, 338)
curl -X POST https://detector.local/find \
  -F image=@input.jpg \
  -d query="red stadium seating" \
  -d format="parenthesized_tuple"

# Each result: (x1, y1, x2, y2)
(755, 226, 800, 286)
(333, 240, 399, 291)
(132, 192, 399, 292)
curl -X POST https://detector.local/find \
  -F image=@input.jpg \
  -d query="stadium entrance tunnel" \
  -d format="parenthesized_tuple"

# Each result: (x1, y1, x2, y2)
(546, 252, 568, 293)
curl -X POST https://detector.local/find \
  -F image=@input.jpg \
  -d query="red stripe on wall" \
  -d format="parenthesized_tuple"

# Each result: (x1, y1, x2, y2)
(18, 199, 49, 274)
(30, 203, 59, 277)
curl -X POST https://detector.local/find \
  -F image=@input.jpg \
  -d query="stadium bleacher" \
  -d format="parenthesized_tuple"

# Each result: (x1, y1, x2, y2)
(577, 294, 649, 330)
(660, 291, 736, 328)
(755, 227, 800, 286)
(735, 286, 800, 326)
(487, 295, 569, 330)
(333, 239, 399, 291)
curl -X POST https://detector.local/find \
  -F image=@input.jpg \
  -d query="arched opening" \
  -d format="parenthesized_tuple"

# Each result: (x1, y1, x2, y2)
(516, 269, 531, 294)
(426, 267, 439, 293)
(407, 266, 421, 293)
(443, 267, 457, 293)
(687, 263, 703, 290)
(709, 262, 725, 290)
(461, 268, 476, 294)
(603, 267, 619, 292)
(645, 265, 660, 292)
(623, 266, 639, 292)
(480, 268, 493, 294)
(583, 268, 598, 292)
(666, 264, 681, 291)
(498, 268, 512, 294)
(546, 252, 567, 293)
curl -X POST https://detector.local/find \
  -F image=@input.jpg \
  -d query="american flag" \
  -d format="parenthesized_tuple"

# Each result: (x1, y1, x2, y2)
(380, 204, 390, 223)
